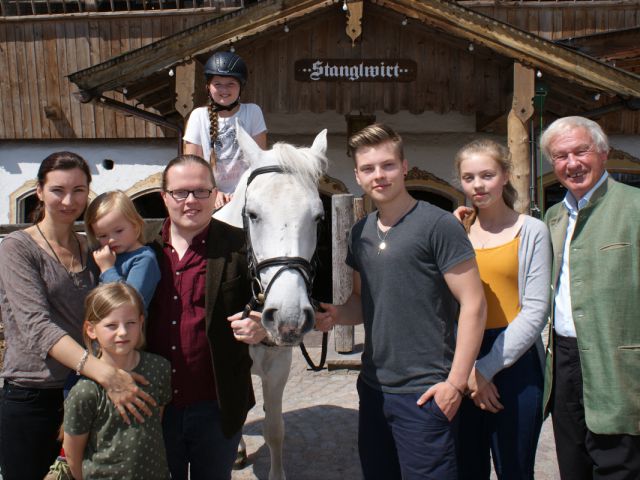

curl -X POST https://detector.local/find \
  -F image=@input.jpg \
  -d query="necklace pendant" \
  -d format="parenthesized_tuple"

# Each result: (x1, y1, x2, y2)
(379, 241, 387, 250)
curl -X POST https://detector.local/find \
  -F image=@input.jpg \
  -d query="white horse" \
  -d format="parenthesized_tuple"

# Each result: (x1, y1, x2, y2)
(214, 124, 328, 480)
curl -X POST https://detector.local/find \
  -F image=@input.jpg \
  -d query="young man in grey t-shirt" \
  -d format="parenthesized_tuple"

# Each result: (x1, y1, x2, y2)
(316, 124, 486, 479)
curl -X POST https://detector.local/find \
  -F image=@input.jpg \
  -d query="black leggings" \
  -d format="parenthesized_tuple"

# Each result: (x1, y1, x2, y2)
(0, 382, 63, 480)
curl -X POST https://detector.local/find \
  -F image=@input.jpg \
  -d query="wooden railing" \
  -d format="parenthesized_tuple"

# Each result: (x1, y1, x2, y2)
(0, 0, 242, 16)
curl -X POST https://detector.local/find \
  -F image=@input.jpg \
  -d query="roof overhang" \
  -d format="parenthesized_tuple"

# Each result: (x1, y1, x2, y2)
(69, 0, 336, 99)
(556, 26, 640, 75)
(69, 0, 640, 106)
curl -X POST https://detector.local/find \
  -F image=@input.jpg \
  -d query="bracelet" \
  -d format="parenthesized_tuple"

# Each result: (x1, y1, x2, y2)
(446, 380, 465, 397)
(76, 350, 89, 376)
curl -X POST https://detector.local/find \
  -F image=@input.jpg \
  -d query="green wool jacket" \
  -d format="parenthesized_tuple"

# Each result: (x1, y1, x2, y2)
(543, 177, 640, 435)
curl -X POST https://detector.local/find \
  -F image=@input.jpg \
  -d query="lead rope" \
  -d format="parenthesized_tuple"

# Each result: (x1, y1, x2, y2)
(299, 299, 328, 371)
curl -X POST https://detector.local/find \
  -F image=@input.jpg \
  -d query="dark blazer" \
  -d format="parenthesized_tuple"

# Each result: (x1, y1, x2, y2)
(148, 218, 255, 438)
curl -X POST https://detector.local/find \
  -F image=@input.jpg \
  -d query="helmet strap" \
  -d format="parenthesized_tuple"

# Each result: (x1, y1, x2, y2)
(207, 90, 241, 112)
(212, 98, 240, 112)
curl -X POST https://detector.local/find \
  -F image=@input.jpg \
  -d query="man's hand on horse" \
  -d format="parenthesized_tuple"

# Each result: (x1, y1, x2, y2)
(314, 302, 337, 332)
(228, 311, 267, 344)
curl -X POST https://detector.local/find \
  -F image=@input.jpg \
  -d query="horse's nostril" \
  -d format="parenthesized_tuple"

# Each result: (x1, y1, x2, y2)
(302, 308, 314, 334)
(262, 308, 276, 325)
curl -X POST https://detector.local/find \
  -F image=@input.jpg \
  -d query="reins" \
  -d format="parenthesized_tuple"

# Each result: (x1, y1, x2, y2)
(241, 166, 328, 371)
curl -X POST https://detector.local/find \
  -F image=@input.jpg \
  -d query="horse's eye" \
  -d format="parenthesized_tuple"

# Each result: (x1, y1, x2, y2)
(246, 211, 259, 221)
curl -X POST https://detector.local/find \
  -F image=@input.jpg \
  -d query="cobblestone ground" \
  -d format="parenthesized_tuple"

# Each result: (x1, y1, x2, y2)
(232, 346, 560, 480)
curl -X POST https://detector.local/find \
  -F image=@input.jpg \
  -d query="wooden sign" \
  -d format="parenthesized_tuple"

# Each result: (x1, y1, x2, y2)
(295, 59, 417, 82)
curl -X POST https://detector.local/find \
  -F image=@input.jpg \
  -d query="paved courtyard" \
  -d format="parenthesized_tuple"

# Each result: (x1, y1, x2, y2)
(232, 332, 560, 480)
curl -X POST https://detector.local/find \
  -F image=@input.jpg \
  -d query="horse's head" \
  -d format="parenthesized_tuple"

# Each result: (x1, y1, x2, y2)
(214, 124, 328, 346)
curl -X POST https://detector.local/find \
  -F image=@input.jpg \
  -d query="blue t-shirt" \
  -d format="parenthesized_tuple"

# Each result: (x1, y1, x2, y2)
(100, 246, 160, 312)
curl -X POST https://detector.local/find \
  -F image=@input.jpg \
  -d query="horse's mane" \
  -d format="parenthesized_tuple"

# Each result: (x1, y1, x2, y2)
(271, 142, 328, 188)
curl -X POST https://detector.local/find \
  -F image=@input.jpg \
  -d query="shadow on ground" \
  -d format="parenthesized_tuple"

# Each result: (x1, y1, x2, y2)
(238, 404, 361, 480)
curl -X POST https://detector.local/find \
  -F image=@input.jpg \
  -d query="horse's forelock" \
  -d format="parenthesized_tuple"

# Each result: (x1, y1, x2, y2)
(271, 142, 327, 187)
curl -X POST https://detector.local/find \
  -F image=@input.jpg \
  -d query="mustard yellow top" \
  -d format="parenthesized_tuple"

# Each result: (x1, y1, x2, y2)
(475, 237, 520, 329)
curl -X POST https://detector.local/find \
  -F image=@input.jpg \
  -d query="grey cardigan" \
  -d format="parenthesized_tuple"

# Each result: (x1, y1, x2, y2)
(475, 215, 552, 381)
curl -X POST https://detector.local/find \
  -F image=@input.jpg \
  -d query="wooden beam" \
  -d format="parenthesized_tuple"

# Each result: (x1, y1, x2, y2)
(142, 96, 173, 111)
(476, 112, 507, 134)
(1, 6, 238, 21)
(123, 81, 168, 100)
(458, 0, 640, 8)
(332, 194, 356, 353)
(69, 0, 337, 96)
(373, 0, 640, 98)
(509, 62, 534, 214)
(175, 59, 206, 120)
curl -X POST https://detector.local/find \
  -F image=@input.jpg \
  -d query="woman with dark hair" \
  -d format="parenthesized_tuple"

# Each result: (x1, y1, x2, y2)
(0, 152, 154, 480)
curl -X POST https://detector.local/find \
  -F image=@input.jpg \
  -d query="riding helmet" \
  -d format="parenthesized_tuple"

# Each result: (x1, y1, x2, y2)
(204, 51, 248, 86)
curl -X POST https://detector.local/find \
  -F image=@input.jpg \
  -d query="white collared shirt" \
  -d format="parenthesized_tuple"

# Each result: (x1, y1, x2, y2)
(554, 171, 609, 337)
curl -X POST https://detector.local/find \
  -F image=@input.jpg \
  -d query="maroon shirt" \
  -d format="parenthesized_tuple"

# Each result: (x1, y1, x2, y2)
(147, 220, 217, 407)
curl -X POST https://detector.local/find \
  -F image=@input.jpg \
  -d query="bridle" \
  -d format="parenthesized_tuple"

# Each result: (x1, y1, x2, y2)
(240, 165, 327, 371)
(241, 166, 318, 315)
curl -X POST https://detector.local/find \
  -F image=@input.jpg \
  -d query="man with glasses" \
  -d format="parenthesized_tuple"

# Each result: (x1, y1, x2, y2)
(540, 117, 640, 479)
(146, 154, 266, 480)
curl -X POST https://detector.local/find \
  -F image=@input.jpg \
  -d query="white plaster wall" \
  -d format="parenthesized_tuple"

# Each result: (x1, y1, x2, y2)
(0, 139, 177, 223)
(609, 136, 640, 160)
(266, 110, 476, 135)
(272, 132, 507, 197)
(1, 109, 638, 224)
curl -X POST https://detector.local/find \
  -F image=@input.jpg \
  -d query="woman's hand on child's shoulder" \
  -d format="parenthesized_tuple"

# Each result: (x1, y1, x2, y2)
(93, 245, 116, 273)
(104, 368, 156, 424)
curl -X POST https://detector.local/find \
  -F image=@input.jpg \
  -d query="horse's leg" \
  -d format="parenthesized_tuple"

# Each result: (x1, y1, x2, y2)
(234, 345, 262, 471)
(234, 435, 247, 469)
(253, 344, 292, 480)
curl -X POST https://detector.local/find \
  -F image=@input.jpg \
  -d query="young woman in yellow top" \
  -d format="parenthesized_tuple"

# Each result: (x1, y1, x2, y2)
(454, 140, 552, 479)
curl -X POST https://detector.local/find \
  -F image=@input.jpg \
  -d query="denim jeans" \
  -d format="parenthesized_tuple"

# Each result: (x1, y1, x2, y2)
(162, 400, 242, 480)
(457, 327, 543, 480)
(357, 377, 459, 480)
(0, 382, 64, 480)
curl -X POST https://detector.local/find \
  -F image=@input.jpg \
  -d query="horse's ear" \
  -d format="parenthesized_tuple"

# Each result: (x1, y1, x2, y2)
(311, 129, 328, 155)
(235, 120, 261, 167)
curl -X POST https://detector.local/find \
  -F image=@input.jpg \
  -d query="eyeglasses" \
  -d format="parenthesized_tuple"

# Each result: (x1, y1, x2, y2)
(165, 189, 214, 200)
(550, 145, 596, 164)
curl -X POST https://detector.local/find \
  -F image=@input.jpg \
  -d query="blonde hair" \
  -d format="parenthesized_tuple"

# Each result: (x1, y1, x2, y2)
(454, 139, 518, 231)
(348, 123, 404, 164)
(83, 282, 145, 357)
(84, 191, 145, 250)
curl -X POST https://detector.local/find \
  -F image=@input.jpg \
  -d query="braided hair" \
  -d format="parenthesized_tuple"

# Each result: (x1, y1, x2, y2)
(207, 95, 219, 169)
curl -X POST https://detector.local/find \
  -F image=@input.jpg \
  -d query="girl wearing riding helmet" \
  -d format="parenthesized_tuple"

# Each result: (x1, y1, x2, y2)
(183, 51, 267, 209)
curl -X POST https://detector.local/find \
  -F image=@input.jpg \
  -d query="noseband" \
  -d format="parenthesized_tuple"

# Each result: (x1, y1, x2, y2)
(241, 166, 318, 315)
(240, 165, 328, 371)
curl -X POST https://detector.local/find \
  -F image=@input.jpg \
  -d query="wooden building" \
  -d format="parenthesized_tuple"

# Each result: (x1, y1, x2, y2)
(2, 0, 640, 225)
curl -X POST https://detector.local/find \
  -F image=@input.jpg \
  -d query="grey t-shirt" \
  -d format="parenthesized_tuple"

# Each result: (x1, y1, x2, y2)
(347, 201, 475, 393)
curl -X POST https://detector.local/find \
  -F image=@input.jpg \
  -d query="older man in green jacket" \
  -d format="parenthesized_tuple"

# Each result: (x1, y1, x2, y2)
(541, 116, 640, 480)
